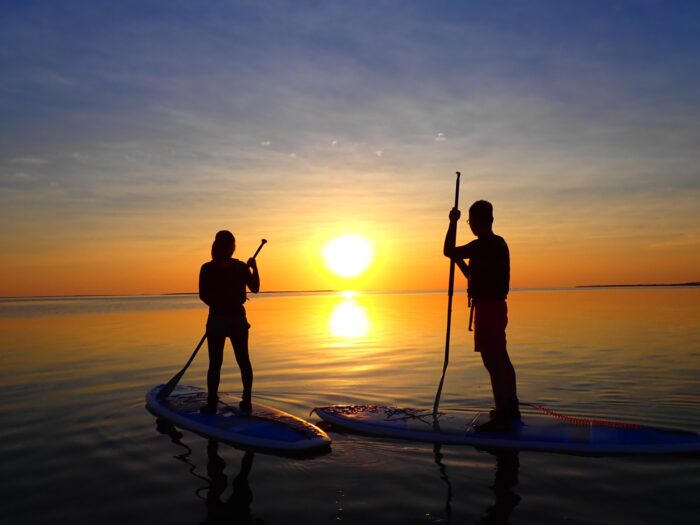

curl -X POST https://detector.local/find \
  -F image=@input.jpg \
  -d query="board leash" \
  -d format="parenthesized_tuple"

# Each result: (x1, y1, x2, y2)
(523, 403, 645, 429)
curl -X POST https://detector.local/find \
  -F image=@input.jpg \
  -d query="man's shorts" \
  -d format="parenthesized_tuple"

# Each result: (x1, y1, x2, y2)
(473, 300, 508, 354)
(206, 313, 250, 339)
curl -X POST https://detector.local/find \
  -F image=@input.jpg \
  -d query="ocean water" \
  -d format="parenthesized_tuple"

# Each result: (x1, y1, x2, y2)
(1, 288, 699, 524)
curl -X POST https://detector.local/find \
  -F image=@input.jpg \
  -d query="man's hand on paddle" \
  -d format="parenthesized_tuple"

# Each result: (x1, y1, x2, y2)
(449, 207, 461, 223)
(247, 257, 257, 270)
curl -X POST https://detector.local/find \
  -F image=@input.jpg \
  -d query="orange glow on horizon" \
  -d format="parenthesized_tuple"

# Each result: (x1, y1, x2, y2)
(1, 207, 698, 297)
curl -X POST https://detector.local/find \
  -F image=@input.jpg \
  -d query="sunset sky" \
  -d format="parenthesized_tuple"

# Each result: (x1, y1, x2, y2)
(2, 1, 699, 297)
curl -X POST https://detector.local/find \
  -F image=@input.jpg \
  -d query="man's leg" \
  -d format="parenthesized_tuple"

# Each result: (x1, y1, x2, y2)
(481, 350, 510, 414)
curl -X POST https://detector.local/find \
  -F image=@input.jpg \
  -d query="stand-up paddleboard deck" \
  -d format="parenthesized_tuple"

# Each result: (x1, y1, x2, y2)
(312, 404, 700, 454)
(147, 385, 331, 452)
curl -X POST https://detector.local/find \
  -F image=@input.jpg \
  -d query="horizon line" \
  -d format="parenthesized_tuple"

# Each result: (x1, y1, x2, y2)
(1, 282, 698, 301)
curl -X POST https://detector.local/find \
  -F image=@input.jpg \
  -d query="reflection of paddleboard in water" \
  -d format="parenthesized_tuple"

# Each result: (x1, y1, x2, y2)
(312, 404, 700, 454)
(146, 385, 331, 452)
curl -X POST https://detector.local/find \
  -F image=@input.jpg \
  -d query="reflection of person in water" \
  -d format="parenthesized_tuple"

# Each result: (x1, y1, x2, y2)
(199, 230, 260, 414)
(478, 449, 521, 525)
(153, 418, 258, 524)
(444, 201, 520, 432)
(433, 445, 520, 524)
(203, 440, 257, 525)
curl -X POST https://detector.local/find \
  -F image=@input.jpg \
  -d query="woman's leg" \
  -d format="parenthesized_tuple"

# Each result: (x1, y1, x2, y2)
(206, 334, 226, 401)
(231, 328, 253, 403)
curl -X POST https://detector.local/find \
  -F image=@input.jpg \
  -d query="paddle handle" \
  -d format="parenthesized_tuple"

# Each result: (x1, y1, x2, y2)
(251, 239, 267, 260)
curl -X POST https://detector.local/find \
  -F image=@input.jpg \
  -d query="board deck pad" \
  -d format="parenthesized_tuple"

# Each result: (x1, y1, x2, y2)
(312, 404, 700, 454)
(147, 385, 331, 452)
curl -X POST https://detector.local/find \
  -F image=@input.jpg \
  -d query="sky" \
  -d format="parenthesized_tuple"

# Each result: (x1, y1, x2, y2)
(1, 1, 699, 296)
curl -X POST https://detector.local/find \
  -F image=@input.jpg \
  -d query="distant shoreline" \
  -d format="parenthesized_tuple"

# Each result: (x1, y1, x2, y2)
(576, 282, 699, 288)
(2, 284, 699, 301)
(0, 290, 339, 301)
(161, 290, 337, 296)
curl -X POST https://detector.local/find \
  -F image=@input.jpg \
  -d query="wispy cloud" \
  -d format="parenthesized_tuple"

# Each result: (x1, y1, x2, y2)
(7, 156, 49, 165)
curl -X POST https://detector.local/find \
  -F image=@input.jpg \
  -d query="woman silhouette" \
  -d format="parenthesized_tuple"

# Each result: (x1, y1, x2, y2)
(199, 230, 260, 413)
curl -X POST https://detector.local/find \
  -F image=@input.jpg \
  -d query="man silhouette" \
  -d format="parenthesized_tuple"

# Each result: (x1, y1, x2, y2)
(444, 201, 519, 432)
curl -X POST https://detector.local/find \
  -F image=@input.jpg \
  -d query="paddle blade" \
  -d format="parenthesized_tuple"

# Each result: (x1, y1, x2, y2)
(157, 371, 185, 400)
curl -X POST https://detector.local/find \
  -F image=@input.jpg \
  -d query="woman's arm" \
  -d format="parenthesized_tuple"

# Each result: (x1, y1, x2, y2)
(246, 258, 260, 294)
(198, 264, 213, 306)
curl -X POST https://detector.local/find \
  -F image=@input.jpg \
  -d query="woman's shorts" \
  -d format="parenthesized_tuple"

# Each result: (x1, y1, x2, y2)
(206, 313, 250, 339)
(473, 300, 508, 354)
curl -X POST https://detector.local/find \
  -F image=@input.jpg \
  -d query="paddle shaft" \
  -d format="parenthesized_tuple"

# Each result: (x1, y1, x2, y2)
(433, 172, 461, 416)
(157, 333, 207, 400)
(156, 239, 268, 400)
(251, 239, 267, 260)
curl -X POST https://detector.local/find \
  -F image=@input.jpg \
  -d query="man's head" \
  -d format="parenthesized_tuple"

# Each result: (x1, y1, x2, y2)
(468, 200, 494, 237)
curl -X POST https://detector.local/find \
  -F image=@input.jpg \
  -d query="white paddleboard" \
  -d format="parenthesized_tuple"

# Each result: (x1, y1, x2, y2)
(147, 385, 331, 452)
(312, 404, 700, 454)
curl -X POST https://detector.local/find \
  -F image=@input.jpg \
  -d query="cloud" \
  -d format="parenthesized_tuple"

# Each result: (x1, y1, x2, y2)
(435, 132, 447, 142)
(0, 171, 42, 189)
(7, 156, 49, 166)
(649, 233, 700, 249)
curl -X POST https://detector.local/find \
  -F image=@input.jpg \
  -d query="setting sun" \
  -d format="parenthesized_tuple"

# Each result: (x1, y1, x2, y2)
(322, 235, 374, 278)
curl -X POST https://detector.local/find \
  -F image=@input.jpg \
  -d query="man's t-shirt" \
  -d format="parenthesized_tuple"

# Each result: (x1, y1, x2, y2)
(199, 259, 250, 315)
(453, 234, 509, 302)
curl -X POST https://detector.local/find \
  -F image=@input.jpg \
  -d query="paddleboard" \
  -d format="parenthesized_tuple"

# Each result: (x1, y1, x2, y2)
(146, 385, 331, 452)
(312, 404, 700, 454)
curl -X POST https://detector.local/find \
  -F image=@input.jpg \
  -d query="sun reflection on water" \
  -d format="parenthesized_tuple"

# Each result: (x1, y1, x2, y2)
(329, 292, 370, 338)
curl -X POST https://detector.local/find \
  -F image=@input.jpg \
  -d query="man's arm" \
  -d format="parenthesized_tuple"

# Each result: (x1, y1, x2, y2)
(443, 207, 460, 258)
(444, 207, 471, 279)
(455, 259, 470, 279)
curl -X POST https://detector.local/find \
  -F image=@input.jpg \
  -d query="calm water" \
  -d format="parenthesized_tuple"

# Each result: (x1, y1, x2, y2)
(1, 289, 699, 524)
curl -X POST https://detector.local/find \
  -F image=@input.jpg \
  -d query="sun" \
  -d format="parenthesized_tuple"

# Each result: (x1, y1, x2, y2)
(322, 234, 374, 278)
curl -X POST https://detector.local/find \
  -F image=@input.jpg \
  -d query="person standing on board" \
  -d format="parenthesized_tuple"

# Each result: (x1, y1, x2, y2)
(444, 200, 520, 432)
(199, 230, 260, 414)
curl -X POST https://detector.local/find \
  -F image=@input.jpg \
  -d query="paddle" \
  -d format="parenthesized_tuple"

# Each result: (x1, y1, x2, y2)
(156, 333, 208, 400)
(433, 172, 461, 417)
(251, 238, 267, 259)
(156, 238, 268, 401)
